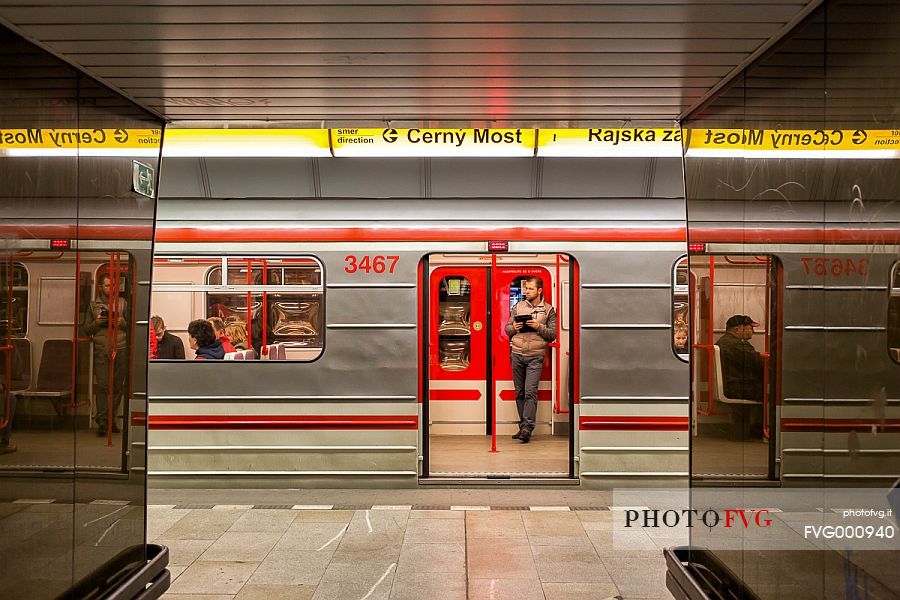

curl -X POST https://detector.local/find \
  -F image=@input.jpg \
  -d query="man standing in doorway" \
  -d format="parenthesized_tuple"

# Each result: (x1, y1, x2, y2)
(505, 276, 557, 443)
(85, 273, 128, 437)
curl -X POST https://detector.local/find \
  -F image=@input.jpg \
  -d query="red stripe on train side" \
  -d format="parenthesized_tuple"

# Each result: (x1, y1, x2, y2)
(156, 226, 687, 243)
(695, 228, 900, 245)
(148, 414, 418, 430)
(4, 225, 898, 245)
(154, 225, 900, 245)
(781, 418, 900, 433)
(579, 416, 689, 431)
(0, 224, 153, 240)
(498, 389, 552, 401)
(429, 389, 483, 401)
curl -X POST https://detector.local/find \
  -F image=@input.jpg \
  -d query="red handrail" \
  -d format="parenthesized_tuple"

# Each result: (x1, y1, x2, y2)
(128, 253, 137, 431)
(489, 253, 498, 453)
(262, 259, 268, 347)
(553, 254, 569, 414)
(245, 258, 252, 337)
(0, 256, 12, 431)
(106, 252, 123, 445)
(723, 256, 769, 265)
(68, 251, 81, 412)
(762, 257, 772, 438)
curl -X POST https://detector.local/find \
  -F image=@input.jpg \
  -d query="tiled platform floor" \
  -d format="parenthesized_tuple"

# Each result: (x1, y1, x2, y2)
(151, 491, 682, 600)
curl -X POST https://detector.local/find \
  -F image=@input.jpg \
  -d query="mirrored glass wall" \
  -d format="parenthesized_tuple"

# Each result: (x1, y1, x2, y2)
(682, 1, 900, 597)
(0, 26, 163, 598)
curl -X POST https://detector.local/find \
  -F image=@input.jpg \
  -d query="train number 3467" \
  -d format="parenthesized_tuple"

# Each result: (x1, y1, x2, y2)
(801, 256, 869, 277)
(344, 255, 400, 274)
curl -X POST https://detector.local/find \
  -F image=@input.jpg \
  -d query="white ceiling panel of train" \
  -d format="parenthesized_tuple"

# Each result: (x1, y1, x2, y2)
(0, 0, 820, 124)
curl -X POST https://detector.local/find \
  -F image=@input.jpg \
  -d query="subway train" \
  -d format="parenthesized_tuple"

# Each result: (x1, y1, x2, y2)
(3, 152, 898, 488)
(134, 153, 900, 488)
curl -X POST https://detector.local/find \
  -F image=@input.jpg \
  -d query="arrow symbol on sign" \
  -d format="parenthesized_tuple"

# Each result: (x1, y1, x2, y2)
(382, 128, 398, 143)
(852, 130, 867, 145)
(113, 129, 128, 143)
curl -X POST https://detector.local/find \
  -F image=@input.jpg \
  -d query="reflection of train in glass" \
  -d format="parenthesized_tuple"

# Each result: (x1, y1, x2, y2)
(143, 191, 900, 488)
(1, 251, 140, 471)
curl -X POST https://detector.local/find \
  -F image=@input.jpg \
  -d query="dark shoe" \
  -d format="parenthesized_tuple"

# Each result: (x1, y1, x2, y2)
(512, 430, 522, 440)
(96, 428, 107, 437)
(111, 424, 121, 434)
(519, 432, 531, 443)
(0, 442, 16, 454)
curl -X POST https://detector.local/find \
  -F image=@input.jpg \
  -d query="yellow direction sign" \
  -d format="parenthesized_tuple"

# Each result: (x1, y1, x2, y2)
(538, 128, 683, 157)
(332, 128, 536, 157)
(686, 129, 900, 157)
(0, 128, 161, 156)
(163, 128, 330, 157)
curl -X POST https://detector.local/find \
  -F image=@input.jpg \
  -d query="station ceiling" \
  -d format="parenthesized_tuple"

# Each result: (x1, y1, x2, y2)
(0, 1, 821, 125)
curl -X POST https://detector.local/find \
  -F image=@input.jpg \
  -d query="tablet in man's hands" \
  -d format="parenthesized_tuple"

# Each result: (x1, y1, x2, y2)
(514, 313, 536, 333)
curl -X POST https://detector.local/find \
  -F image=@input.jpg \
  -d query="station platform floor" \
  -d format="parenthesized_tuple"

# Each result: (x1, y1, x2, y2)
(151, 488, 683, 600)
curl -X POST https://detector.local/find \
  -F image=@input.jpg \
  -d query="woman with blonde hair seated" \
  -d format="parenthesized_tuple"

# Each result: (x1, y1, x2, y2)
(225, 322, 249, 350)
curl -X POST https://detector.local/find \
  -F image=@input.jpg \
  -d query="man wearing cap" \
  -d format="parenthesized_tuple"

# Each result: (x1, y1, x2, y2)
(716, 315, 766, 439)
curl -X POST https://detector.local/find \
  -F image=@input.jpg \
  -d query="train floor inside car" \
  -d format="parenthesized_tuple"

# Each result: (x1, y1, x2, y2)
(692, 427, 769, 478)
(146, 487, 680, 600)
(0, 426, 126, 470)
(429, 434, 569, 477)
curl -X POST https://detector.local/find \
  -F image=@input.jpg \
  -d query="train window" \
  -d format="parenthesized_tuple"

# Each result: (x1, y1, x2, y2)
(0, 261, 28, 337)
(889, 261, 900, 365)
(150, 256, 324, 361)
(437, 276, 471, 371)
(672, 257, 690, 361)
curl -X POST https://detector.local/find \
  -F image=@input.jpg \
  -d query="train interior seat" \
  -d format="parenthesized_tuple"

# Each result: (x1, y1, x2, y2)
(712, 345, 762, 406)
(891, 347, 900, 362)
(242, 348, 257, 360)
(16, 339, 73, 417)
(224, 352, 244, 360)
(262, 344, 282, 360)
(9, 338, 31, 392)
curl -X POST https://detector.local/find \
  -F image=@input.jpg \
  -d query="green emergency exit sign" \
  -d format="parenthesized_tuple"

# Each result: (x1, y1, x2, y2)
(132, 160, 154, 198)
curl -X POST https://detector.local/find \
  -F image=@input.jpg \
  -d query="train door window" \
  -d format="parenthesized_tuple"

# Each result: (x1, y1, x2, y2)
(672, 257, 689, 360)
(509, 276, 529, 310)
(438, 276, 471, 371)
(889, 261, 900, 364)
(0, 261, 28, 337)
(151, 256, 324, 361)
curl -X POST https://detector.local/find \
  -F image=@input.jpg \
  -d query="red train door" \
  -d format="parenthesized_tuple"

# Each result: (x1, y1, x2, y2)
(428, 267, 489, 435)
(426, 257, 569, 479)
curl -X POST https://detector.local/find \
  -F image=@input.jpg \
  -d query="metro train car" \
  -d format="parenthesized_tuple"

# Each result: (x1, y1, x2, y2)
(143, 155, 900, 488)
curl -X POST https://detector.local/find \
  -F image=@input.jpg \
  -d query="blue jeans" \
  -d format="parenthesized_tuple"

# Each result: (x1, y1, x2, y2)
(511, 353, 543, 435)
(1, 392, 15, 444)
(94, 350, 128, 429)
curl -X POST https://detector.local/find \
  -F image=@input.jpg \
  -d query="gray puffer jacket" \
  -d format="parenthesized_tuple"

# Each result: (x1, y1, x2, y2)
(84, 296, 128, 351)
(504, 299, 557, 357)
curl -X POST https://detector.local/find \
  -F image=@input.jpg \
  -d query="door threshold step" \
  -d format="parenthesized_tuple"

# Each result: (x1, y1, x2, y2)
(420, 477, 579, 486)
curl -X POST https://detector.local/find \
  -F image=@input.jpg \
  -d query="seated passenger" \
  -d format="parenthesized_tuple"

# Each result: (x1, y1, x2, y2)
(716, 315, 765, 440)
(225, 322, 249, 350)
(151, 315, 185, 359)
(188, 319, 225, 360)
(208, 316, 237, 353)
(673, 322, 689, 354)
